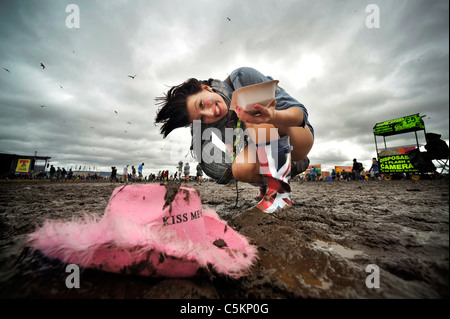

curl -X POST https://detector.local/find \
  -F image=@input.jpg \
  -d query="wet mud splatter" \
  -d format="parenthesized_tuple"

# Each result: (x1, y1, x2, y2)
(161, 181, 181, 212)
(213, 239, 227, 248)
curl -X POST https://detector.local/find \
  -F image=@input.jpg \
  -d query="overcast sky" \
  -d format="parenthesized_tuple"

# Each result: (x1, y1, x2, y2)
(0, 0, 448, 176)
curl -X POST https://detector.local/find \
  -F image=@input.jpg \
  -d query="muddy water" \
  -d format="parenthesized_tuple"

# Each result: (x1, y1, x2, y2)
(0, 179, 448, 299)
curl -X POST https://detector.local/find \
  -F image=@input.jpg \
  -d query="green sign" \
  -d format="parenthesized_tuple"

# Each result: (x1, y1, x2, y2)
(379, 155, 418, 173)
(373, 113, 425, 136)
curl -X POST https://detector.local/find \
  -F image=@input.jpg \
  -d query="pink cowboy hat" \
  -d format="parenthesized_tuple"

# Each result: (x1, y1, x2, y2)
(27, 184, 257, 278)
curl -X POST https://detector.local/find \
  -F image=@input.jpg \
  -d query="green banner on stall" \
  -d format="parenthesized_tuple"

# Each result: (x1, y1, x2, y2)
(373, 114, 425, 136)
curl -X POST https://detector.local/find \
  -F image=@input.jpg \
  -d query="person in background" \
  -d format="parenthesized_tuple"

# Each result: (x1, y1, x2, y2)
(138, 163, 144, 181)
(315, 166, 321, 181)
(110, 167, 118, 182)
(67, 168, 73, 181)
(49, 165, 56, 182)
(184, 162, 190, 183)
(309, 166, 316, 181)
(131, 165, 136, 182)
(368, 158, 380, 180)
(123, 165, 129, 182)
(56, 167, 61, 181)
(341, 170, 348, 181)
(352, 159, 363, 181)
(196, 163, 203, 185)
(61, 168, 67, 182)
(177, 161, 183, 181)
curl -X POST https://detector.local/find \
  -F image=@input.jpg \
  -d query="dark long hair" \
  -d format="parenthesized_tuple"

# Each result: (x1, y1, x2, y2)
(155, 77, 246, 179)
(154, 78, 204, 138)
(155, 78, 240, 137)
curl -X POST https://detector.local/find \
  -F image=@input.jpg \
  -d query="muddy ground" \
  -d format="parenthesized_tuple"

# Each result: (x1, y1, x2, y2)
(0, 179, 448, 300)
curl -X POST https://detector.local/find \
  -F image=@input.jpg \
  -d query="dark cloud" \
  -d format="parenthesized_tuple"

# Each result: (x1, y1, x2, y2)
(0, 0, 448, 174)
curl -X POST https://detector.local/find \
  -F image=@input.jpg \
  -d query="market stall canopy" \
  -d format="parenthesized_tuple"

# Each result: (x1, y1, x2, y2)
(373, 113, 426, 137)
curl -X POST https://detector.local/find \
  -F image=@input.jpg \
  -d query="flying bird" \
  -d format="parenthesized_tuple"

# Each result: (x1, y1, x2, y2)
(40, 105, 46, 108)
(114, 111, 118, 115)
(60, 85, 63, 90)
(128, 75, 136, 79)
(127, 122, 132, 124)
(227, 17, 231, 21)
(40, 63, 45, 69)
(2, 68, 10, 73)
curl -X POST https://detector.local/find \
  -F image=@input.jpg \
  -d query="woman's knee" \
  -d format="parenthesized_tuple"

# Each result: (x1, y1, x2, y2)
(286, 126, 314, 161)
(232, 161, 260, 182)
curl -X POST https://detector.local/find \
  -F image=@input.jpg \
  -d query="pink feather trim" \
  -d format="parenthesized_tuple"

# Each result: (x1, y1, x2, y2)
(27, 207, 257, 278)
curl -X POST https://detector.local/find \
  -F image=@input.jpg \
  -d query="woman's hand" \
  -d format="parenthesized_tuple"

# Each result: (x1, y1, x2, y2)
(235, 99, 277, 124)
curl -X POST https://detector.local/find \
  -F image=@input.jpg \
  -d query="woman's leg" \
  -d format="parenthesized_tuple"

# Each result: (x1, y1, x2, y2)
(278, 125, 314, 162)
(232, 123, 314, 181)
(232, 123, 313, 213)
(232, 143, 261, 182)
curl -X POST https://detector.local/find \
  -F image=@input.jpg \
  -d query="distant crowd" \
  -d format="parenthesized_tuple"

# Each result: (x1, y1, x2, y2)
(7, 153, 443, 183)
(1, 158, 379, 183)
(114, 161, 208, 184)
(6, 162, 212, 184)
(293, 158, 382, 182)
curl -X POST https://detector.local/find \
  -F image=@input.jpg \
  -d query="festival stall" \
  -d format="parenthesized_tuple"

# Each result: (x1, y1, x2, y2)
(373, 113, 428, 180)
